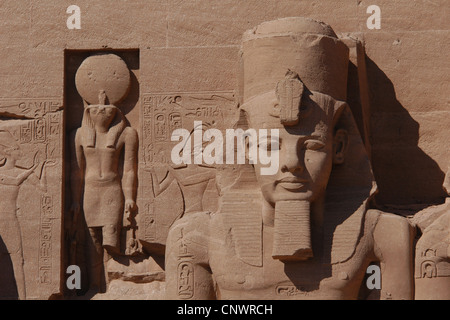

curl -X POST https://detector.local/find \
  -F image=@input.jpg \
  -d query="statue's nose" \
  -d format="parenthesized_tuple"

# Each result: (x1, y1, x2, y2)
(280, 143, 304, 175)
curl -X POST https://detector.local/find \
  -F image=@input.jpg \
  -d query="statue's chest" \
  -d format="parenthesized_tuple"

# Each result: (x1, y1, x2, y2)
(208, 222, 370, 299)
(84, 145, 119, 159)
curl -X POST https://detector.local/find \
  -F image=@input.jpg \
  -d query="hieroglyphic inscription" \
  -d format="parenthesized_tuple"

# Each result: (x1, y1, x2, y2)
(20, 113, 61, 143)
(420, 260, 438, 278)
(39, 195, 53, 284)
(276, 286, 310, 297)
(46, 113, 61, 161)
(416, 248, 450, 279)
(177, 228, 194, 299)
(143, 202, 156, 243)
(19, 113, 62, 160)
(0, 99, 62, 118)
(139, 92, 237, 250)
(142, 95, 183, 164)
(20, 122, 33, 143)
(177, 262, 194, 299)
(140, 92, 236, 167)
(34, 118, 46, 142)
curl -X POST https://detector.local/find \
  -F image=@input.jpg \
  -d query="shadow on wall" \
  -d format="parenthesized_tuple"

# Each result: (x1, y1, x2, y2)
(364, 56, 445, 207)
(0, 238, 19, 300)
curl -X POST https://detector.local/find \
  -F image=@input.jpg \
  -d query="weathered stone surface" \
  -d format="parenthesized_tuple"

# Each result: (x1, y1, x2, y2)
(0, 0, 448, 300)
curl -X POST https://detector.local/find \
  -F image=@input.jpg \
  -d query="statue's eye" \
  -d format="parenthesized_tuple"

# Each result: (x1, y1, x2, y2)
(305, 140, 325, 151)
(258, 140, 280, 152)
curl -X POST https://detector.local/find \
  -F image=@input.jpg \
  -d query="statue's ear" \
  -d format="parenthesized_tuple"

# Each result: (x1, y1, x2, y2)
(332, 100, 349, 165)
(333, 129, 348, 165)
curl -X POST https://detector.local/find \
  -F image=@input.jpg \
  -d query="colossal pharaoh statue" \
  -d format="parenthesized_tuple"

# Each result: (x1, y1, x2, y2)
(413, 167, 450, 300)
(70, 54, 138, 294)
(165, 17, 415, 300)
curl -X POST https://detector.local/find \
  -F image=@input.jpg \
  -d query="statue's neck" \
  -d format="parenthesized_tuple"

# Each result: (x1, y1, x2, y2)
(94, 124, 110, 133)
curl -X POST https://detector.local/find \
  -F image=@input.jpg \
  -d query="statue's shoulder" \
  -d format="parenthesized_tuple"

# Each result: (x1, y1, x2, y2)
(71, 127, 82, 140)
(122, 125, 137, 134)
(172, 211, 211, 230)
(366, 209, 413, 234)
(372, 209, 411, 226)
(369, 209, 415, 258)
(418, 208, 450, 243)
(116, 126, 138, 147)
(121, 126, 138, 138)
(70, 127, 85, 148)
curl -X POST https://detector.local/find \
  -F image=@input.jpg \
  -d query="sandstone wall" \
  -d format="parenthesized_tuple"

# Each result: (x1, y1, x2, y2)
(0, 0, 448, 299)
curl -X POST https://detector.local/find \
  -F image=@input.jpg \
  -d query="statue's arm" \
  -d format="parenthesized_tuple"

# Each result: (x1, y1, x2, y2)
(29, 156, 57, 192)
(151, 167, 175, 197)
(70, 129, 85, 220)
(373, 212, 416, 300)
(0, 170, 34, 186)
(12, 152, 41, 186)
(165, 213, 216, 300)
(122, 127, 138, 212)
(14, 167, 36, 186)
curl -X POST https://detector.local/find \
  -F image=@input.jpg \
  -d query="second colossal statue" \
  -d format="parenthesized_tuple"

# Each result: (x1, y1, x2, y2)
(413, 166, 450, 300)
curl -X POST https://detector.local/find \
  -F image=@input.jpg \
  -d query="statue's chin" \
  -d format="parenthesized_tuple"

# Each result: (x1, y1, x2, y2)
(261, 186, 315, 205)
(275, 192, 313, 203)
(93, 118, 114, 128)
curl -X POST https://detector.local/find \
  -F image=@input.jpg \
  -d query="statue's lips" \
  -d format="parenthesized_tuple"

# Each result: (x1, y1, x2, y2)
(276, 177, 309, 192)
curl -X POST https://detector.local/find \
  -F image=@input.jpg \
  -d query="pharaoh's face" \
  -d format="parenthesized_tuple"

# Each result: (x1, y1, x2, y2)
(245, 91, 342, 205)
(88, 105, 117, 128)
(253, 127, 334, 205)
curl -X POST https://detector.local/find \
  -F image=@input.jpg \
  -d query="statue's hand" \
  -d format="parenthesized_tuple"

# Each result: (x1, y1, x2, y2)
(31, 152, 41, 170)
(43, 159, 57, 168)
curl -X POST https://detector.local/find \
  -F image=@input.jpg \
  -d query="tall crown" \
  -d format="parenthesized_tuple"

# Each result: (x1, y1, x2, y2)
(240, 17, 349, 103)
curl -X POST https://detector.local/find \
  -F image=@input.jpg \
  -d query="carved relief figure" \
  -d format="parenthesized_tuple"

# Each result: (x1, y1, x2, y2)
(413, 166, 450, 300)
(0, 129, 53, 299)
(149, 124, 217, 217)
(70, 54, 138, 294)
(138, 93, 236, 253)
(165, 18, 415, 300)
